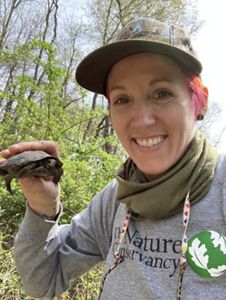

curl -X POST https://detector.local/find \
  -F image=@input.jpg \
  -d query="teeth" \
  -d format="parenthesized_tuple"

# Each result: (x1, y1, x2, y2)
(136, 136, 164, 147)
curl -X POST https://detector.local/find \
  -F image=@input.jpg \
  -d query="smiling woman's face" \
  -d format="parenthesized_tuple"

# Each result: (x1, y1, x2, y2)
(107, 53, 204, 176)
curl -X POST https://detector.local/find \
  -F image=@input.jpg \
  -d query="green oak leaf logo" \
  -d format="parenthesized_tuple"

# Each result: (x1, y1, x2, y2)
(187, 230, 226, 278)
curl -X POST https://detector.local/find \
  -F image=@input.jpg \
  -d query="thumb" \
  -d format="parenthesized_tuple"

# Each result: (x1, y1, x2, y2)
(19, 176, 35, 187)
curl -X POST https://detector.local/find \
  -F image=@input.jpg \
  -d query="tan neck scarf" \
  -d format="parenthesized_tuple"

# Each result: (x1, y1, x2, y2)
(116, 131, 218, 219)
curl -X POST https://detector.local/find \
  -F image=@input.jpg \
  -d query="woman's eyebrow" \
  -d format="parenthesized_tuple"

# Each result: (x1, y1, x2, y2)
(108, 78, 175, 94)
(108, 85, 127, 93)
(148, 78, 174, 86)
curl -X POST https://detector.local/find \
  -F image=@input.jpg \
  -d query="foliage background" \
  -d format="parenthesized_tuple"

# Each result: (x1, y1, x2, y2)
(0, 0, 222, 299)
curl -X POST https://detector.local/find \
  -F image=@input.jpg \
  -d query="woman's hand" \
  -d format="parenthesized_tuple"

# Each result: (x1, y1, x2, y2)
(1, 141, 59, 158)
(0, 141, 61, 218)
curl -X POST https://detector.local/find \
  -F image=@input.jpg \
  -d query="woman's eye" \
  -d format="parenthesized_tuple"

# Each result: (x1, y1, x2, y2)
(154, 90, 173, 100)
(113, 96, 129, 105)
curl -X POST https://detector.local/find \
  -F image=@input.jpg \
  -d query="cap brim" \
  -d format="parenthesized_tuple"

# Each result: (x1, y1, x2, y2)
(76, 40, 202, 95)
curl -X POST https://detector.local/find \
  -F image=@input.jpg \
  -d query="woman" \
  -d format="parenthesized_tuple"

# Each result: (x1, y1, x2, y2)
(2, 18, 226, 299)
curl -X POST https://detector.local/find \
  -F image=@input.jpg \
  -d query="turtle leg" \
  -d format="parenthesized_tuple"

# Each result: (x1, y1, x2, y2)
(53, 167, 63, 184)
(5, 176, 13, 194)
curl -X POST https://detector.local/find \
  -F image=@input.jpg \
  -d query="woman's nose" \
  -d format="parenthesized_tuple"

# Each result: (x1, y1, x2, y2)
(130, 101, 156, 128)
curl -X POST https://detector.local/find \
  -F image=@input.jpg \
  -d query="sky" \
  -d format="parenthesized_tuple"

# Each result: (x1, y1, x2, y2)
(194, 0, 226, 150)
(194, 0, 226, 109)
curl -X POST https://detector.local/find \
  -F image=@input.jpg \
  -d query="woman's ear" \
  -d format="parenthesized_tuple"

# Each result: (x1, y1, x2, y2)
(190, 76, 208, 119)
(195, 85, 208, 120)
(199, 86, 208, 116)
(202, 86, 208, 104)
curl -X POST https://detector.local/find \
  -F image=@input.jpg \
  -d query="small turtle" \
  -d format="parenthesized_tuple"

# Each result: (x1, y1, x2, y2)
(0, 150, 63, 193)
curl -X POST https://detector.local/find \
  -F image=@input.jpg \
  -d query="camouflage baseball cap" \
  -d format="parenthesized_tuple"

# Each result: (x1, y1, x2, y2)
(76, 18, 202, 95)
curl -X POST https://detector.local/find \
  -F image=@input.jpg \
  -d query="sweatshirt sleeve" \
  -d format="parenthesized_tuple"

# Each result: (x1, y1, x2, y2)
(14, 180, 119, 299)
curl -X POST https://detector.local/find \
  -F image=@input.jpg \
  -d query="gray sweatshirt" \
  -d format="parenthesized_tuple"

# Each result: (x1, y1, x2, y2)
(14, 154, 226, 300)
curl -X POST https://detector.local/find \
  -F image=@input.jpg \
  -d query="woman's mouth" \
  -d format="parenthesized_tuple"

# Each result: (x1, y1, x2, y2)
(134, 135, 166, 148)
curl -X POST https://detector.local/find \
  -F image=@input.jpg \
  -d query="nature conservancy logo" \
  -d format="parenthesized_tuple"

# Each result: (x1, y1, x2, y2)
(186, 230, 226, 278)
(113, 226, 181, 277)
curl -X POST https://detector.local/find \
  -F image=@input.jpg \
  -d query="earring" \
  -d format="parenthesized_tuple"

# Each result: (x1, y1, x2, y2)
(197, 114, 204, 121)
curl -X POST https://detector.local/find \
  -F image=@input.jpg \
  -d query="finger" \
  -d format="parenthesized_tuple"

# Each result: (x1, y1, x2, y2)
(19, 176, 36, 187)
(0, 158, 6, 165)
(0, 149, 11, 158)
(19, 176, 53, 185)
(19, 176, 58, 192)
(19, 176, 60, 200)
(1, 141, 59, 158)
